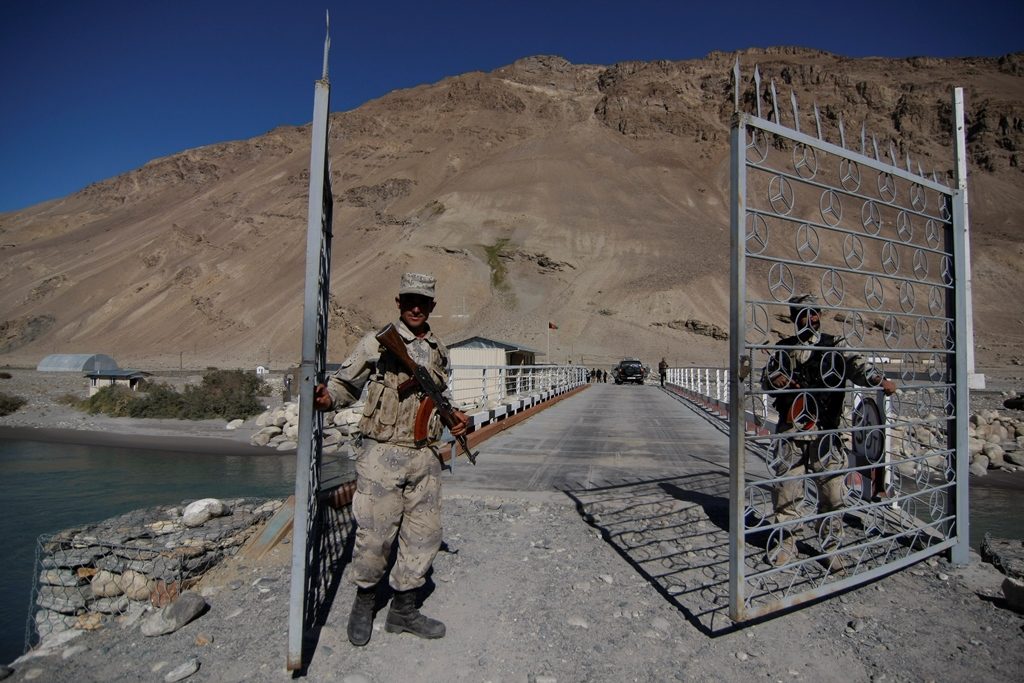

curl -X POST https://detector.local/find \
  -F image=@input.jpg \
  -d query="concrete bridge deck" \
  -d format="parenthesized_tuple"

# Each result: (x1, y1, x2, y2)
(447, 382, 736, 496)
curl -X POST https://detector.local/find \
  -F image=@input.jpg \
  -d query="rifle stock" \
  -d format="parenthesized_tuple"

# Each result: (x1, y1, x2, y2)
(375, 324, 478, 465)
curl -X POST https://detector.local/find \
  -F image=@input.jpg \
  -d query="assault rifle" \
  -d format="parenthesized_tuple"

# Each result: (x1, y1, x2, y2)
(375, 323, 478, 465)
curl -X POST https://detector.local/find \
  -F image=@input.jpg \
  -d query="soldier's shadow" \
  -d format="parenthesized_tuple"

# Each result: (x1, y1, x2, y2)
(562, 470, 774, 637)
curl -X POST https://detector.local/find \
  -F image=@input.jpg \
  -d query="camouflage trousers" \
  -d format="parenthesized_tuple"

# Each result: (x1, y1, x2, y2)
(771, 434, 846, 544)
(350, 440, 443, 592)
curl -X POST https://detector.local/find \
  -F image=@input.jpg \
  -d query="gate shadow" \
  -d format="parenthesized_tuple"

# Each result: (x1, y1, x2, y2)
(561, 470, 772, 637)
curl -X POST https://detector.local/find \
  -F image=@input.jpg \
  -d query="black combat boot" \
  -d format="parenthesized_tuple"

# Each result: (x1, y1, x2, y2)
(347, 586, 377, 646)
(384, 590, 446, 639)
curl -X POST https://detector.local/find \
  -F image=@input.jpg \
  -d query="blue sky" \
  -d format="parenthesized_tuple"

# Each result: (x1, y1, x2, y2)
(1, 0, 1020, 213)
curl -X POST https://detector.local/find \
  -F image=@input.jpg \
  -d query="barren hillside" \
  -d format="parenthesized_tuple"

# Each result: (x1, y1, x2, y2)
(1, 48, 1022, 371)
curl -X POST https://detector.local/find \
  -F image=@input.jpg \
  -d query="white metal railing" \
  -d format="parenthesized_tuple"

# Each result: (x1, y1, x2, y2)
(450, 364, 588, 411)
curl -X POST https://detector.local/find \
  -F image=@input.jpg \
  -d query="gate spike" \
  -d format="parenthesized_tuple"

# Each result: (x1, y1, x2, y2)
(889, 141, 899, 165)
(733, 57, 741, 112)
(838, 114, 847, 149)
(905, 153, 913, 173)
(872, 135, 881, 161)
(770, 81, 779, 124)
(790, 90, 801, 133)
(753, 65, 762, 119)
(860, 123, 867, 156)
(813, 103, 823, 140)
(918, 161, 926, 177)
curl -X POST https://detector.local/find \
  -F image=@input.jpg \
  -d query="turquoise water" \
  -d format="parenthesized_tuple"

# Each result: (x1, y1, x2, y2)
(0, 438, 296, 664)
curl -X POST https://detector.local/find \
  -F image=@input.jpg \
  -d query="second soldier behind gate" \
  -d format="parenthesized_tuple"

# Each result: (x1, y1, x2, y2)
(761, 294, 895, 573)
(314, 272, 469, 646)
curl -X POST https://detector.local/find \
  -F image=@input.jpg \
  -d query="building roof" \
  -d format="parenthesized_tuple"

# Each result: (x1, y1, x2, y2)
(37, 354, 119, 372)
(448, 336, 539, 354)
(84, 369, 150, 379)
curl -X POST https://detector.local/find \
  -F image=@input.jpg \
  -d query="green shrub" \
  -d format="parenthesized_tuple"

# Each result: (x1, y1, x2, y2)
(56, 393, 82, 406)
(0, 392, 26, 416)
(80, 385, 136, 416)
(73, 370, 266, 421)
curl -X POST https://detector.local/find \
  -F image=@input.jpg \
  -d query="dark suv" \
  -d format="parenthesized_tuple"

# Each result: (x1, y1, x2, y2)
(613, 359, 645, 385)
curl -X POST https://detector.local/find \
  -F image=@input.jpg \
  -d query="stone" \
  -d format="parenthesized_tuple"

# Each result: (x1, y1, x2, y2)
(1001, 576, 1024, 613)
(23, 669, 44, 681)
(983, 444, 1005, 467)
(75, 613, 104, 630)
(122, 570, 153, 601)
(225, 418, 244, 430)
(970, 455, 989, 476)
(36, 584, 91, 614)
(1005, 451, 1024, 467)
(91, 595, 129, 614)
(182, 499, 227, 527)
(968, 437, 985, 455)
(163, 658, 200, 682)
(277, 440, 297, 451)
(141, 591, 208, 637)
(91, 570, 123, 597)
(39, 568, 85, 587)
(61, 644, 89, 659)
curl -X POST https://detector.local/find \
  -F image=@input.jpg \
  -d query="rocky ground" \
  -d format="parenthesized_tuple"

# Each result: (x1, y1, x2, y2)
(2, 492, 1022, 683)
(2, 368, 1024, 682)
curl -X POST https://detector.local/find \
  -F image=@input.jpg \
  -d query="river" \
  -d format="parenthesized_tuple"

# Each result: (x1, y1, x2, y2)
(0, 438, 297, 665)
(0, 437, 1020, 665)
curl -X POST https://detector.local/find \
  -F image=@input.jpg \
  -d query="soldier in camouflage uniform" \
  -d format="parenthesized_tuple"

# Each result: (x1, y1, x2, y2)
(314, 272, 469, 646)
(761, 294, 896, 573)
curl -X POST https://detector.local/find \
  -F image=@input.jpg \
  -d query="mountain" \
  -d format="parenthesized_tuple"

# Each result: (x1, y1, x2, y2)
(1, 48, 1022, 372)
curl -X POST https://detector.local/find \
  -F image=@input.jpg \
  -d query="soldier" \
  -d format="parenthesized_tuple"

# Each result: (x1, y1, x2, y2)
(314, 272, 469, 646)
(761, 294, 895, 573)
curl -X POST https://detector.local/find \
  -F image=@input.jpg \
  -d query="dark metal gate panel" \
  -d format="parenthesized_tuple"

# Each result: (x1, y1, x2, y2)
(728, 62, 970, 621)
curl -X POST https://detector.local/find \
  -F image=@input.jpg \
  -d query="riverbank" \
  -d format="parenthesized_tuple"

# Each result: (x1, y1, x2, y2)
(3, 492, 1023, 683)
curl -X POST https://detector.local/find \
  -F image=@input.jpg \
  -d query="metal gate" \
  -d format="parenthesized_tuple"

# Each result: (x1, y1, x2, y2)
(727, 62, 970, 620)
(287, 24, 341, 670)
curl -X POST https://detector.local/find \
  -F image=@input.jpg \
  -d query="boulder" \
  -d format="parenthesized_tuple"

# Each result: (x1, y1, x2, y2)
(1006, 451, 1024, 467)
(141, 591, 208, 637)
(122, 570, 153, 601)
(225, 419, 244, 430)
(969, 455, 989, 476)
(1001, 577, 1024, 613)
(91, 570, 124, 598)
(983, 444, 1006, 467)
(182, 499, 227, 528)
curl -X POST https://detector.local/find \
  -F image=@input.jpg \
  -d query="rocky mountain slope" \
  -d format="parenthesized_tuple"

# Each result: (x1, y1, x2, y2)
(1, 48, 1022, 370)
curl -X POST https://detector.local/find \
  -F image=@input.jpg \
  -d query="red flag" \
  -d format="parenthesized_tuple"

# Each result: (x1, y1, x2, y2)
(548, 322, 558, 330)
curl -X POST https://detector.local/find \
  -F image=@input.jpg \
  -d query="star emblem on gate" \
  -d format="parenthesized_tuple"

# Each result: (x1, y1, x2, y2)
(768, 175, 795, 215)
(877, 171, 897, 203)
(928, 286, 943, 316)
(883, 315, 901, 348)
(745, 213, 770, 255)
(839, 158, 862, 192)
(843, 311, 865, 345)
(881, 241, 901, 275)
(926, 219, 941, 248)
(899, 280, 916, 313)
(795, 223, 820, 262)
(861, 200, 882, 236)
(768, 263, 796, 301)
(843, 234, 866, 270)
(910, 183, 927, 212)
(746, 129, 768, 164)
(820, 269, 845, 306)
(819, 189, 843, 226)
(864, 276, 884, 310)
(793, 143, 818, 179)
(819, 351, 847, 388)
(896, 211, 914, 243)
(913, 249, 929, 281)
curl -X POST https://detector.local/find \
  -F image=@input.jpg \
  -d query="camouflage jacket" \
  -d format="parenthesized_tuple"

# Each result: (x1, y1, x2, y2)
(325, 321, 452, 447)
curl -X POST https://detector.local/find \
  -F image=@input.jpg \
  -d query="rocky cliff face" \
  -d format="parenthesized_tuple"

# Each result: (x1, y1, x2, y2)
(1, 48, 1021, 370)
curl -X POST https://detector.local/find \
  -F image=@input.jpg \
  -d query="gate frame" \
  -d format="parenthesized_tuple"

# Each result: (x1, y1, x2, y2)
(728, 72, 971, 622)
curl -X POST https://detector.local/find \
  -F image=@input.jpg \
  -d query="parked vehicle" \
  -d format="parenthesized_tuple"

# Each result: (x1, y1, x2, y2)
(613, 359, 645, 385)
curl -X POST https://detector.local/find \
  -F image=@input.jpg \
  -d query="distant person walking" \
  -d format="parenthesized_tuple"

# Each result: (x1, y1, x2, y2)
(658, 358, 668, 387)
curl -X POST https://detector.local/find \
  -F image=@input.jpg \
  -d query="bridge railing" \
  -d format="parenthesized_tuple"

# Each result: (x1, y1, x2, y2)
(449, 364, 587, 419)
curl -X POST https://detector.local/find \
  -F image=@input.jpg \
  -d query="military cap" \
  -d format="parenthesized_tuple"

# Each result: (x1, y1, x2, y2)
(399, 272, 436, 299)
